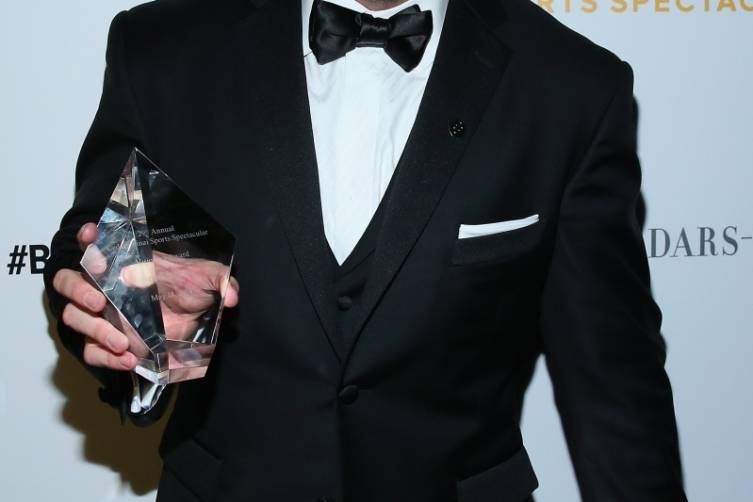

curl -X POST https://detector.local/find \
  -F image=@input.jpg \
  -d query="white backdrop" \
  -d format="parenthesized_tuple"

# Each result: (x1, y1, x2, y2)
(1, 1, 751, 501)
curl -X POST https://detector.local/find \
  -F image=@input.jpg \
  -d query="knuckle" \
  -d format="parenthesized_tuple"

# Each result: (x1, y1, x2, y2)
(92, 320, 109, 343)
(61, 303, 75, 327)
(73, 282, 91, 304)
(52, 270, 65, 293)
(77, 224, 89, 242)
(83, 344, 98, 366)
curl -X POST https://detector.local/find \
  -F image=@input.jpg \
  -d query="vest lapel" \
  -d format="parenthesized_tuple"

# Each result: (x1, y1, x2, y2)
(342, 0, 513, 359)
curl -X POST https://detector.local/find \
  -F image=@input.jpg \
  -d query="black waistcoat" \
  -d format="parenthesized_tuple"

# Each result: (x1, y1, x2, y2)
(324, 171, 398, 351)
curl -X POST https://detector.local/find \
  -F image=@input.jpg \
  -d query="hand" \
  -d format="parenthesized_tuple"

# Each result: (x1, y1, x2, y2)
(121, 251, 239, 341)
(52, 223, 239, 372)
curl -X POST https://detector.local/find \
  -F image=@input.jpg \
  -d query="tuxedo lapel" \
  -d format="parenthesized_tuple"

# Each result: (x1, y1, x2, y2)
(234, 0, 345, 360)
(344, 0, 512, 358)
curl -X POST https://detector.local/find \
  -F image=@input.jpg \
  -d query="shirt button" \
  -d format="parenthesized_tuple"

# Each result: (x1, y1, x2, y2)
(336, 295, 353, 311)
(338, 384, 359, 405)
(449, 119, 465, 137)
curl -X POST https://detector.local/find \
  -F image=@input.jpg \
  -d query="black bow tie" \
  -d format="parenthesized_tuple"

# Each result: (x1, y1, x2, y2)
(308, 0, 433, 72)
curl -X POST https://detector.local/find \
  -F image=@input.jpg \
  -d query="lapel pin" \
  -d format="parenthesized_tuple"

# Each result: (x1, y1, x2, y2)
(449, 119, 465, 138)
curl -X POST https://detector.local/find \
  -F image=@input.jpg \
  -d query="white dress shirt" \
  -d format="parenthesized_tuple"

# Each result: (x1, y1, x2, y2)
(131, 0, 448, 414)
(303, 0, 449, 264)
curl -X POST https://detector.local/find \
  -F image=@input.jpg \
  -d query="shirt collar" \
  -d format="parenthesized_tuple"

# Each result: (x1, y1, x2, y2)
(301, 0, 449, 58)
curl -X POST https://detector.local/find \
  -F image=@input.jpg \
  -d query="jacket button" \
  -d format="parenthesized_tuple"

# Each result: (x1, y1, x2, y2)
(338, 384, 359, 405)
(448, 119, 465, 137)
(336, 295, 353, 311)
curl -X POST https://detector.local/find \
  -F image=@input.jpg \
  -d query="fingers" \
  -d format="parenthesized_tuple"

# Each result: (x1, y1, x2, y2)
(77, 223, 98, 251)
(151, 251, 239, 308)
(62, 303, 130, 354)
(83, 340, 137, 370)
(53, 268, 106, 312)
(54, 263, 135, 371)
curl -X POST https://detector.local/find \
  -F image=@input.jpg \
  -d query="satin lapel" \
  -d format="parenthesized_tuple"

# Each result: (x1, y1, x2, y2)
(233, 0, 344, 360)
(344, 0, 512, 359)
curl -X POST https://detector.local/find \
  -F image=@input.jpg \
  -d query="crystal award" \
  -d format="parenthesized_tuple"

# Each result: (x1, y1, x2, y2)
(80, 148, 235, 385)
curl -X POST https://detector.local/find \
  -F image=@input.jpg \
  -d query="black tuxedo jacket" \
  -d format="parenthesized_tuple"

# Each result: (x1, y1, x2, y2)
(43, 0, 687, 501)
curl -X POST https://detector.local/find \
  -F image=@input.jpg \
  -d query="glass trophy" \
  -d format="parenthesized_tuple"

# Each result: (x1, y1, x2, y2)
(80, 148, 235, 385)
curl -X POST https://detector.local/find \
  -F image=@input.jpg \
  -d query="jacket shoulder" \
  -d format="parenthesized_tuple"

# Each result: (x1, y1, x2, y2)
(499, 0, 629, 92)
(126, 0, 252, 29)
(115, 0, 253, 58)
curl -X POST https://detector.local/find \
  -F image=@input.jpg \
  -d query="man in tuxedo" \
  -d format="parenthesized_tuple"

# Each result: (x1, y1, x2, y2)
(44, 0, 688, 500)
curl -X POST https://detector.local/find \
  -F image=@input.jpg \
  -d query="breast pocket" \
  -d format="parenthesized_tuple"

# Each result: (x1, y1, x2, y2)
(451, 215, 547, 266)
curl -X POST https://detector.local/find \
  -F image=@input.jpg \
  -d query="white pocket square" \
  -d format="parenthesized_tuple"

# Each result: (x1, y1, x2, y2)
(458, 214, 540, 239)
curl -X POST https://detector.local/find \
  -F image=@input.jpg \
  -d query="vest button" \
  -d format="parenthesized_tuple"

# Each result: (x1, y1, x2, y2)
(338, 384, 359, 405)
(336, 295, 353, 311)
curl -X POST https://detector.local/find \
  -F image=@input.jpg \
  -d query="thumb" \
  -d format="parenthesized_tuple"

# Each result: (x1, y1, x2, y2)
(223, 276, 239, 308)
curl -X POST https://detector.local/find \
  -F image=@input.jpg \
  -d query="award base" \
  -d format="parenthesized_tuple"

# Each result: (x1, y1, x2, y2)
(133, 340, 215, 385)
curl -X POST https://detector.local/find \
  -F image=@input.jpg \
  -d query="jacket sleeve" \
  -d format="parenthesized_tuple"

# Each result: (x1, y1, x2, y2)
(42, 10, 172, 426)
(539, 61, 687, 501)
